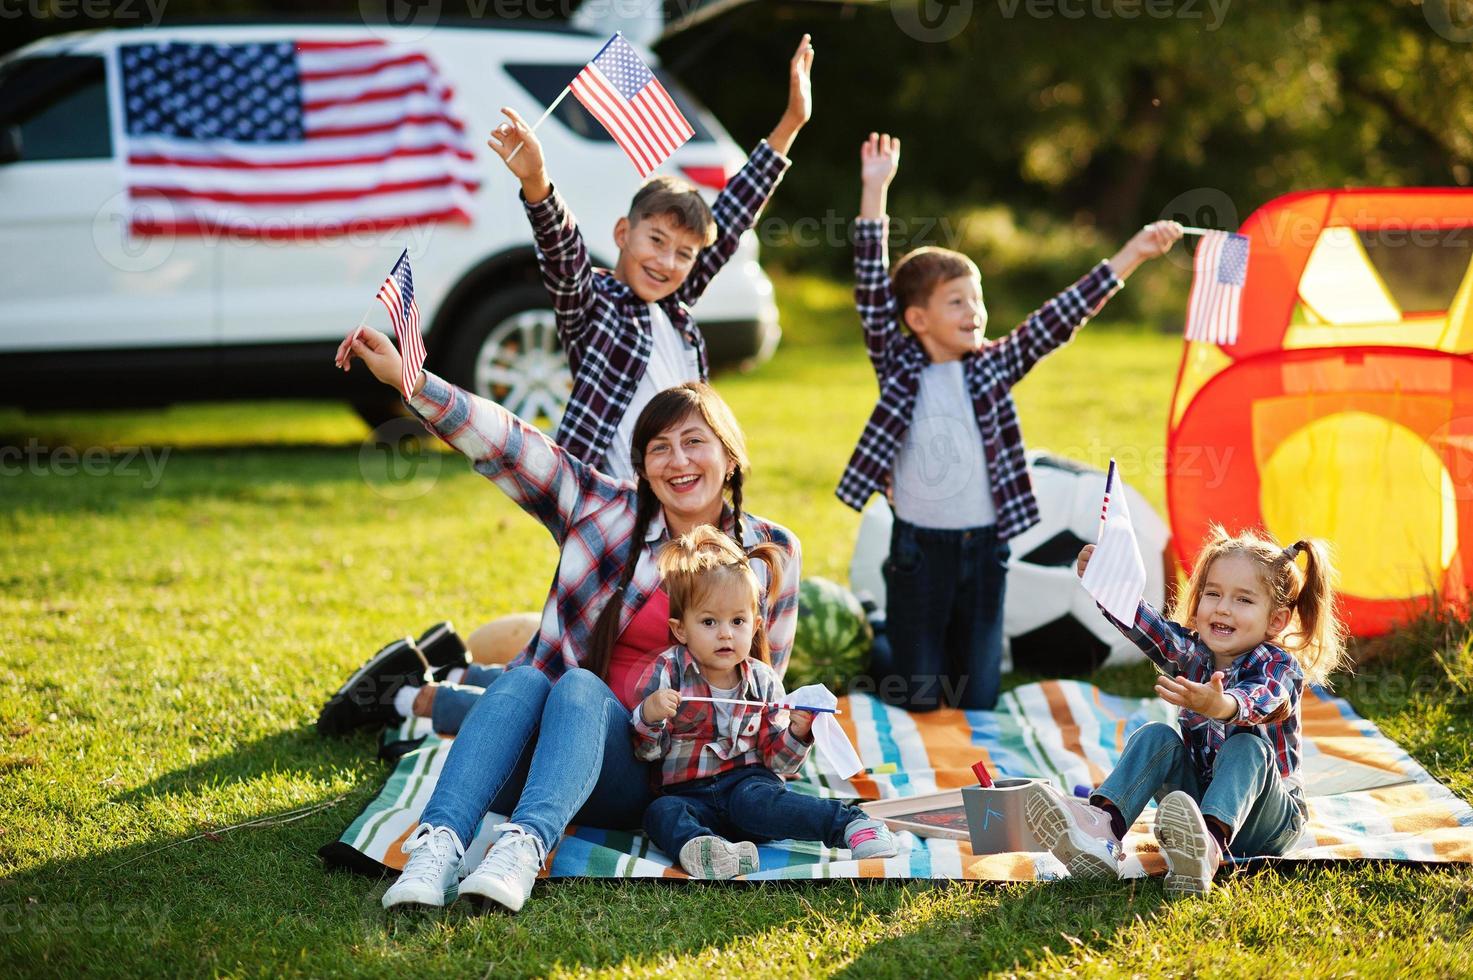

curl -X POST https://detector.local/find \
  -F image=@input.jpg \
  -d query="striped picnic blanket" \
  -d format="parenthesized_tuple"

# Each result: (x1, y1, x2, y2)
(319, 680, 1473, 881)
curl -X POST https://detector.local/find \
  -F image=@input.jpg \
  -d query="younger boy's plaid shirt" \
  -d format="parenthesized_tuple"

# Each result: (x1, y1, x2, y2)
(404, 371, 802, 683)
(631, 646, 812, 786)
(523, 140, 790, 471)
(1104, 599, 1307, 800)
(835, 218, 1123, 540)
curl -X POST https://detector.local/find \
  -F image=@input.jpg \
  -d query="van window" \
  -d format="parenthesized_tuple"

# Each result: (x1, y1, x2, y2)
(0, 55, 111, 162)
(503, 63, 714, 144)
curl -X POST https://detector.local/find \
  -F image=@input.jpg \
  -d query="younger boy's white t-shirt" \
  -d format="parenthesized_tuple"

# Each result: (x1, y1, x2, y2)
(891, 360, 996, 529)
(603, 303, 701, 483)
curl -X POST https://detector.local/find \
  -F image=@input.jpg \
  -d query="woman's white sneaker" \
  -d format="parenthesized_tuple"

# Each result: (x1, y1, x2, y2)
(1154, 791, 1223, 897)
(459, 823, 545, 912)
(381, 824, 465, 910)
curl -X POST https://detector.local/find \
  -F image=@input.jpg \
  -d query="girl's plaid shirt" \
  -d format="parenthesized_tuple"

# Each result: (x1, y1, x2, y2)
(404, 371, 802, 682)
(835, 217, 1123, 540)
(523, 140, 790, 472)
(630, 646, 813, 786)
(1105, 599, 1307, 800)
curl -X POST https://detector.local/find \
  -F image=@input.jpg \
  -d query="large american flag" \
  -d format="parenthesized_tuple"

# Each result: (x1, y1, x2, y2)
(569, 33, 695, 177)
(1184, 230, 1250, 345)
(117, 39, 479, 237)
(375, 249, 426, 399)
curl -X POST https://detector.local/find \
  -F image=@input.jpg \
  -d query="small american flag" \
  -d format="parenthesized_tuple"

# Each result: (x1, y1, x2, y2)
(1080, 459, 1148, 624)
(118, 40, 479, 237)
(377, 249, 425, 399)
(1185, 230, 1250, 345)
(569, 33, 695, 177)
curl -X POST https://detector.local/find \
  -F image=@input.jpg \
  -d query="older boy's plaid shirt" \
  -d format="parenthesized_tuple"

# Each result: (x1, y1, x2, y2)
(523, 141, 790, 471)
(1105, 600, 1307, 801)
(631, 645, 812, 786)
(404, 371, 802, 682)
(835, 218, 1123, 539)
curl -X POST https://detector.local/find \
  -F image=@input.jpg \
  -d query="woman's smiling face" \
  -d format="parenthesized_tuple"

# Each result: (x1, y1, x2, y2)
(641, 412, 732, 533)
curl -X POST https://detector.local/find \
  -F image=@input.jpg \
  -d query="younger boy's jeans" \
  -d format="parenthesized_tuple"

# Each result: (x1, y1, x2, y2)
(867, 518, 1009, 711)
(644, 764, 868, 859)
(1093, 721, 1306, 857)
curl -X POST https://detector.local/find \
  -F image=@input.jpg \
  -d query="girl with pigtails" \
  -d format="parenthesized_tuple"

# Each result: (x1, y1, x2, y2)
(1028, 526, 1347, 897)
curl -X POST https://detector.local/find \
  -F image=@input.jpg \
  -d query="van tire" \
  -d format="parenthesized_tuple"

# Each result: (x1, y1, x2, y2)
(439, 283, 571, 430)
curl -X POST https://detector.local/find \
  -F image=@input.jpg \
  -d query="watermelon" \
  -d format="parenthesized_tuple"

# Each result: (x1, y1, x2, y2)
(785, 577, 873, 690)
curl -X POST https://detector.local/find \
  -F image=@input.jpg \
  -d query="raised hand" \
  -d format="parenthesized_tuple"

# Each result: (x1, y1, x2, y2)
(336, 326, 413, 394)
(1155, 671, 1238, 720)
(1108, 219, 1185, 280)
(860, 132, 901, 187)
(487, 106, 551, 203)
(767, 34, 815, 157)
(1076, 543, 1095, 578)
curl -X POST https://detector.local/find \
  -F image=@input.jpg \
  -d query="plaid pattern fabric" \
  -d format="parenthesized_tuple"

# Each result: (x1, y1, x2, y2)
(1106, 600, 1306, 796)
(835, 218, 1124, 539)
(405, 371, 802, 680)
(523, 140, 790, 470)
(631, 646, 811, 785)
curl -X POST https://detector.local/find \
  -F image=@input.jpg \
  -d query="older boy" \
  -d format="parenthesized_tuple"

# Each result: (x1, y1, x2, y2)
(484, 34, 815, 481)
(842, 132, 1181, 712)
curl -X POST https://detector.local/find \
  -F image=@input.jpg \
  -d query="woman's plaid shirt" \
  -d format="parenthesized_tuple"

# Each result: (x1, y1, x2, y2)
(1105, 600, 1307, 799)
(405, 371, 802, 682)
(523, 141, 790, 471)
(631, 646, 812, 786)
(835, 218, 1123, 540)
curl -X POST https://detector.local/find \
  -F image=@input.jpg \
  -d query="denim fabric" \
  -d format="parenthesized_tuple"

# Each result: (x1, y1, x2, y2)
(868, 518, 1009, 711)
(642, 764, 867, 858)
(428, 663, 504, 735)
(419, 666, 656, 853)
(1093, 721, 1305, 858)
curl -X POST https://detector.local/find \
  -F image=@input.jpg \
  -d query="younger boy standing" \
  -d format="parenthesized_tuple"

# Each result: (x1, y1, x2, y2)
(840, 133, 1181, 711)
(486, 35, 815, 480)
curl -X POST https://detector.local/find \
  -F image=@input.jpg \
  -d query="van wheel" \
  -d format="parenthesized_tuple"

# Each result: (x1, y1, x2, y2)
(441, 284, 571, 431)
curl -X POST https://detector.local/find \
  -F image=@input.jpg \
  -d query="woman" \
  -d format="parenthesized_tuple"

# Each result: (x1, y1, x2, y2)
(335, 327, 801, 913)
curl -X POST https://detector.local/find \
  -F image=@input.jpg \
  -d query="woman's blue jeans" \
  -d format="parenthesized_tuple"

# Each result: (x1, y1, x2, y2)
(1093, 721, 1305, 857)
(417, 666, 655, 854)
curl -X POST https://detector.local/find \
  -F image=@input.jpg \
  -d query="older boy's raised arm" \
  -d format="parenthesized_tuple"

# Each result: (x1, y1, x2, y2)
(488, 107, 598, 341)
(674, 35, 812, 306)
(853, 133, 901, 370)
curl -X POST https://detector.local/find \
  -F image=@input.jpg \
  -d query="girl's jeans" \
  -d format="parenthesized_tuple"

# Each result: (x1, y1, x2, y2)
(1093, 721, 1305, 857)
(418, 666, 654, 854)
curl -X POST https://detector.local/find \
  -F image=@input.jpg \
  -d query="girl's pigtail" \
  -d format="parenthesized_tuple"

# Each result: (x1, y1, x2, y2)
(1285, 539, 1347, 686)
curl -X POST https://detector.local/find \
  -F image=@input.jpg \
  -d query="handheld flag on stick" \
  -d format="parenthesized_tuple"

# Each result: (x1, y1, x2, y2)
(1184, 229, 1250, 345)
(568, 33, 694, 177)
(1080, 459, 1148, 624)
(375, 249, 425, 399)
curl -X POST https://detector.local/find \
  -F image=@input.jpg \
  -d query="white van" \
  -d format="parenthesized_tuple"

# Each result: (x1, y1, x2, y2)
(0, 21, 780, 426)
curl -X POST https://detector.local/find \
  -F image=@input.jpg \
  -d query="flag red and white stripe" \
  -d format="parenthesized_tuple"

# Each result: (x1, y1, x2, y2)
(1184, 230, 1250, 345)
(375, 249, 425, 399)
(568, 33, 694, 177)
(117, 39, 479, 238)
(1080, 459, 1148, 623)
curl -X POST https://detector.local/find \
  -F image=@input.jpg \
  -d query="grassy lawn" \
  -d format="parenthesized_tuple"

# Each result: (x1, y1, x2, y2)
(2, 272, 1471, 977)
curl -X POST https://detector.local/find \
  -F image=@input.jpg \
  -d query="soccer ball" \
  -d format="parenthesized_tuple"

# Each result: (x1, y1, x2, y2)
(848, 451, 1173, 675)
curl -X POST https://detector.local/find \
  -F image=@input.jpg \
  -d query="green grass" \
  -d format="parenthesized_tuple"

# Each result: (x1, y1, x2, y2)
(2, 273, 1471, 977)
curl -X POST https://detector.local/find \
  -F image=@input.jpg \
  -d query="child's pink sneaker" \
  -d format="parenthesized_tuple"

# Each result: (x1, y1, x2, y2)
(844, 817, 899, 859)
(1153, 791, 1223, 897)
(1024, 783, 1124, 880)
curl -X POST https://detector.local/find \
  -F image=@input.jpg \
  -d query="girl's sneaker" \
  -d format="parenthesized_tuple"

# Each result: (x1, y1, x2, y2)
(381, 824, 464, 910)
(1154, 791, 1223, 897)
(844, 817, 899, 859)
(459, 823, 545, 912)
(678, 835, 759, 879)
(1024, 783, 1123, 881)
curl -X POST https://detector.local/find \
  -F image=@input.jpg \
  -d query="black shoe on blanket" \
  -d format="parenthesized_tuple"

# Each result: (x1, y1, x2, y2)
(316, 637, 430, 736)
(416, 621, 471, 681)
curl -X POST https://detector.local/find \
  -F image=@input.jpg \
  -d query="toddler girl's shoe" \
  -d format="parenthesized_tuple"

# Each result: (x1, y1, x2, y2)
(1154, 791, 1223, 897)
(678, 835, 759, 879)
(1024, 783, 1124, 881)
(844, 817, 899, 859)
